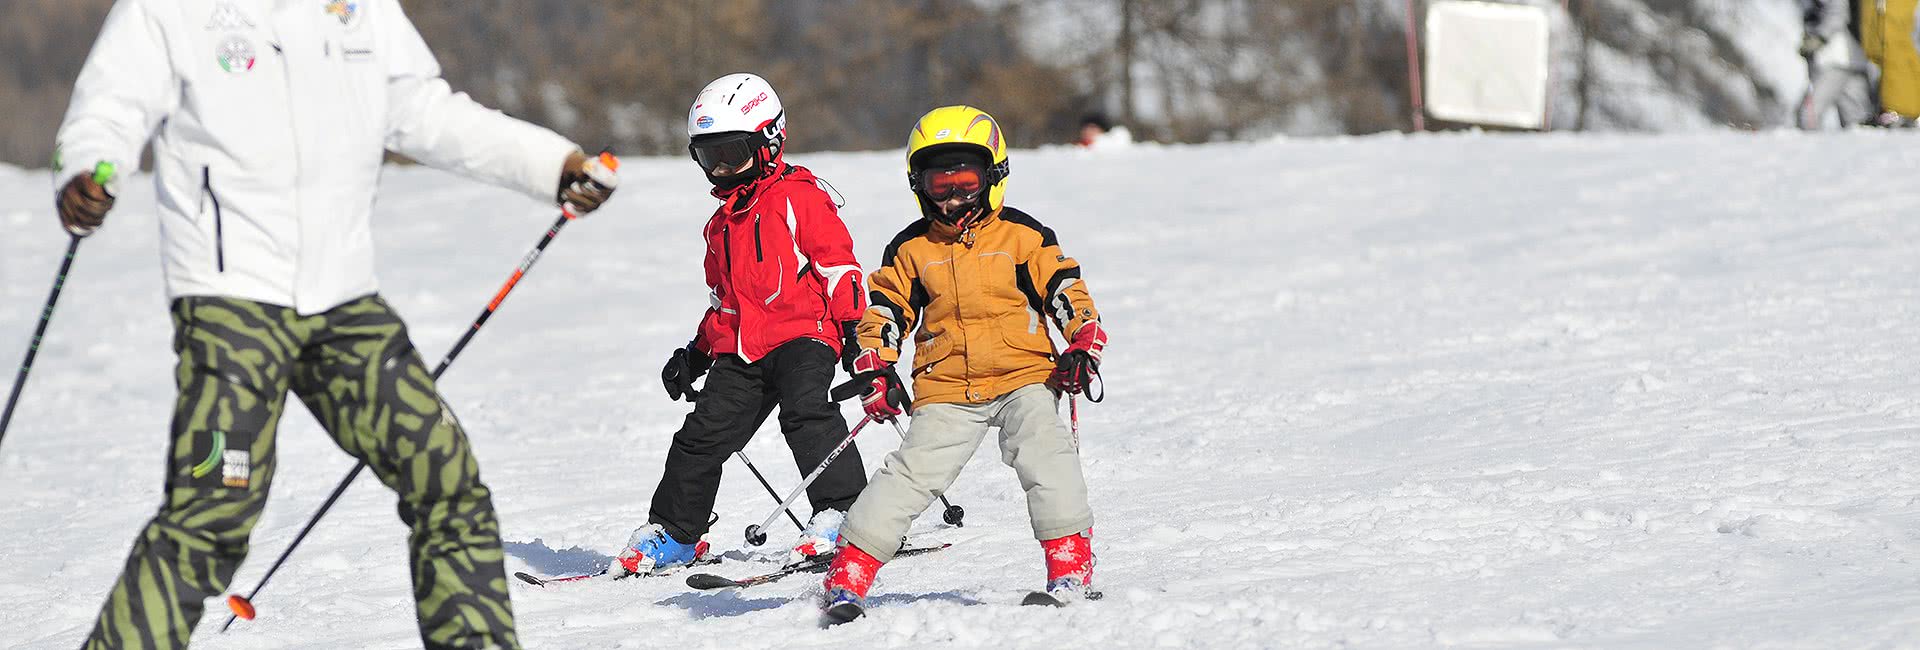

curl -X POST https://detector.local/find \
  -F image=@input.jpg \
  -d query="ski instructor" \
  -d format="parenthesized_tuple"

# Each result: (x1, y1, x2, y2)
(52, 1, 615, 648)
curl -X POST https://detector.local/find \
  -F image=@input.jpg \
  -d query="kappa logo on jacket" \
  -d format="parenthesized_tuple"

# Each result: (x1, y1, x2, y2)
(205, 2, 255, 31)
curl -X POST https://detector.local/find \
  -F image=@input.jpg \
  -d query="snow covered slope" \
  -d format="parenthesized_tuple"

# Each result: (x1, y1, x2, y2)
(3, 132, 1918, 648)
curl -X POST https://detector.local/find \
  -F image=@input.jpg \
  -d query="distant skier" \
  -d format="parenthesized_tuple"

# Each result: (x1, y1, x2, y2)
(819, 105, 1109, 623)
(51, 1, 615, 648)
(1075, 112, 1135, 150)
(1799, 0, 1876, 128)
(615, 73, 869, 575)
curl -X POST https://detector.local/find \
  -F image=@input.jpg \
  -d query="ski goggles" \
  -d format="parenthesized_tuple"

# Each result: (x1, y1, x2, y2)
(688, 132, 760, 173)
(915, 164, 988, 202)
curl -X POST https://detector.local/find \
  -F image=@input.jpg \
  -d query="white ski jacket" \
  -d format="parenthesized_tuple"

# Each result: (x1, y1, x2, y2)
(55, 0, 579, 314)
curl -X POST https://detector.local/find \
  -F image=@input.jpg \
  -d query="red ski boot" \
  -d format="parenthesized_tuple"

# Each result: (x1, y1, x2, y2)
(821, 539, 883, 625)
(1024, 529, 1098, 606)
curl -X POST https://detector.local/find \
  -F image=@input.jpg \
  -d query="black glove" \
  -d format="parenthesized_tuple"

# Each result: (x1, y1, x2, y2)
(661, 342, 713, 402)
(838, 321, 861, 372)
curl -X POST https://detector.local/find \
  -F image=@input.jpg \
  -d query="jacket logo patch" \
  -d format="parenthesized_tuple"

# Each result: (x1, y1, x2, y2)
(325, 0, 359, 25)
(206, 2, 255, 31)
(221, 449, 252, 488)
(216, 35, 256, 73)
(190, 430, 252, 488)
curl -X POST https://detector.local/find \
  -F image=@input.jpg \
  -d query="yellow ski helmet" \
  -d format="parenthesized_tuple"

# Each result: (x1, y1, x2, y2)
(906, 105, 1010, 221)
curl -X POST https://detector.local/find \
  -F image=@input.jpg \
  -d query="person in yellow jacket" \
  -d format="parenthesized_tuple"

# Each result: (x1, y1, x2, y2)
(1862, 0, 1920, 123)
(815, 105, 1109, 624)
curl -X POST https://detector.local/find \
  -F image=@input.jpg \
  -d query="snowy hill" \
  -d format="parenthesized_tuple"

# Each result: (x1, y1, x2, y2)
(3, 133, 1919, 648)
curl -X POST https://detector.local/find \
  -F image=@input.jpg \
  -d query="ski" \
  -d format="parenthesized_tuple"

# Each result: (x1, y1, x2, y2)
(1020, 589, 1104, 606)
(514, 569, 605, 587)
(685, 543, 953, 591)
(514, 555, 723, 587)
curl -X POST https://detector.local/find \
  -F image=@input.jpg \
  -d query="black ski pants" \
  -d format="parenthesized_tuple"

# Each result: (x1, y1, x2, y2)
(649, 339, 866, 543)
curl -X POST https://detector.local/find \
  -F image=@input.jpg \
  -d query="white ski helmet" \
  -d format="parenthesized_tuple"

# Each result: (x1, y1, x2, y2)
(687, 73, 787, 187)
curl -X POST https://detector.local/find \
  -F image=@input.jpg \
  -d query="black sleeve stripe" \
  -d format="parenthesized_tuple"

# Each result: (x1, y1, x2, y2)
(870, 291, 905, 326)
(1015, 261, 1045, 318)
(997, 207, 1058, 248)
(908, 277, 930, 316)
(1044, 265, 1082, 297)
(882, 219, 933, 267)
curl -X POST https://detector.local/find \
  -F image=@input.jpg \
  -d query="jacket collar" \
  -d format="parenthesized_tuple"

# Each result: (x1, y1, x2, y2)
(928, 207, 1000, 244)
(714, 160, 805, 216)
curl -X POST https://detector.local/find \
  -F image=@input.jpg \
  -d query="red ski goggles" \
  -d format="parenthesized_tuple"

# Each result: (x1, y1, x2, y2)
(915, 164, 989, 202)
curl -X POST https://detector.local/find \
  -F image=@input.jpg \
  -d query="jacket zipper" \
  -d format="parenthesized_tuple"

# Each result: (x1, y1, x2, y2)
(949, 244, 970, 398)
(202, 166, 226, 273)
(753, 215, 764, 262)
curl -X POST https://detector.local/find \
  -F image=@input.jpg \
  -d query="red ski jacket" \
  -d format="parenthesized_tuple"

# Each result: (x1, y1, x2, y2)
(693, 163, 865, 362)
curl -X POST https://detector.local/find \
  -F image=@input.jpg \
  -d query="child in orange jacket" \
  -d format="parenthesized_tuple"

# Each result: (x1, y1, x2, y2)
(819, 106, 1110, 623)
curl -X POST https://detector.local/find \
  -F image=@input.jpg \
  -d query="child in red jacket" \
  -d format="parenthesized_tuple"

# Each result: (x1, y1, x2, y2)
(615, 73, 868, 575)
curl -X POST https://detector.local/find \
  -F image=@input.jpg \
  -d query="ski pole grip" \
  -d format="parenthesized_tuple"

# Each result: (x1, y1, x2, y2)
(91, 161, 118, 198)
(830, 377, 870, 403)
(91, 161, 116, 187)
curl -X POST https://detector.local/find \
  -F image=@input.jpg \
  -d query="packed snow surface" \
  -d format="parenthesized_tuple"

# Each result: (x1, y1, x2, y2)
(3, 132, 1918, 648)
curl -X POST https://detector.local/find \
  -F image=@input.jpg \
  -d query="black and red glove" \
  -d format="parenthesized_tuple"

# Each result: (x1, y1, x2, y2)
(850, 349, 909, 422)
(1051, 321, 1106, 400)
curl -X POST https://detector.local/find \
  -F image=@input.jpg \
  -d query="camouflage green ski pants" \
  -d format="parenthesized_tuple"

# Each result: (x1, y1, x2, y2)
(84, 295, 517, 650)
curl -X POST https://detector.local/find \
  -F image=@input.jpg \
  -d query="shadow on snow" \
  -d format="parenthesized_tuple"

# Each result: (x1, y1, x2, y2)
(655, 589, 984, 620)
(503, 537, 612, 576)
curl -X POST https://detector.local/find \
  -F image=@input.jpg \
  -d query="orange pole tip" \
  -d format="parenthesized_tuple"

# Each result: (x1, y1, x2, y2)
(226, 594, 257, 621)
(596, 151, 620, 172)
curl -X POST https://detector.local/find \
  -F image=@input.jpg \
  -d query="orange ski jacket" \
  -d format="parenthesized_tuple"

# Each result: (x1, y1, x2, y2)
(858, 207, 1100, 410)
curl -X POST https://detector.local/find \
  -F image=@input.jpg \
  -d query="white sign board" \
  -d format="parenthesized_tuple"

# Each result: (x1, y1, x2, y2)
(1424, 1, 1552, 129)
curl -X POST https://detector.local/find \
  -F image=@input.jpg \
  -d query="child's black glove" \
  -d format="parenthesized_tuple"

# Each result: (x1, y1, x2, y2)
(661, 342, 712, 402)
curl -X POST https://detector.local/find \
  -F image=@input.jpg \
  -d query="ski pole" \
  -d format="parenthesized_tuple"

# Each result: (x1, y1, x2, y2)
(744, 414, 874, 546)
(734, 450, 805, 531)
(0, 236, 81, 449)
(221, 153, 619, 631)
(1, 162, 115, 450)
(887, 418, 964, 527)
(1069, 393, 1080, 450)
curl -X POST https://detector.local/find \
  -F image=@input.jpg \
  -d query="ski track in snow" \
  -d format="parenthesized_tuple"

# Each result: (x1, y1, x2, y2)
(3, 132, 1919, 648)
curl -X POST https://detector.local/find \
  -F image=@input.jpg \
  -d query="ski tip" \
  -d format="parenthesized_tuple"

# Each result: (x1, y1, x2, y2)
(1021, 591, 1064, 607)
(512, 572, 547, 587)
(821, 603, 865, 627)
(685, 573, 743, 590)
(1021, 590, 1104, 606)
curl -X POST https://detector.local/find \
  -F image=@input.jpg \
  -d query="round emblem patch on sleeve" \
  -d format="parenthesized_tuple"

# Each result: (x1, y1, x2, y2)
(216, 35, 256, 73)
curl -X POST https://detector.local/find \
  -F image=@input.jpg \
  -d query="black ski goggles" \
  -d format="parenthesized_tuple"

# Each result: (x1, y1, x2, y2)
(688, 132, 760, 173)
